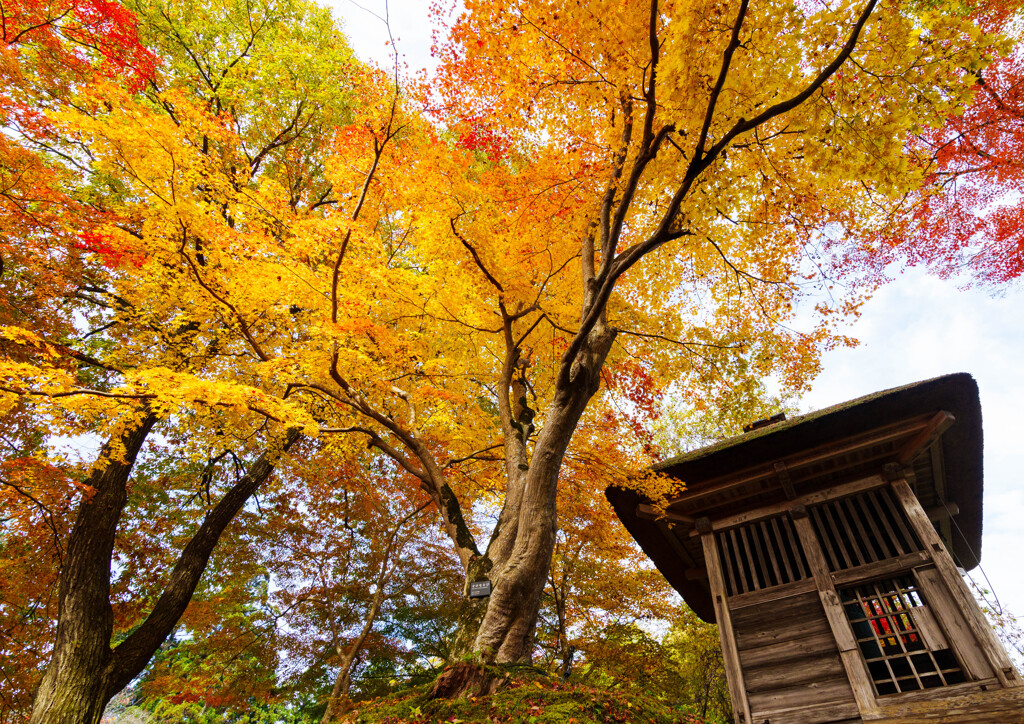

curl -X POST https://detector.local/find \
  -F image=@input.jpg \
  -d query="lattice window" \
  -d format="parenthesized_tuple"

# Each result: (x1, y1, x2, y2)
(810, 488, 921, 571)
(716, 514, 810, 596)
(841, 576, 965, 696)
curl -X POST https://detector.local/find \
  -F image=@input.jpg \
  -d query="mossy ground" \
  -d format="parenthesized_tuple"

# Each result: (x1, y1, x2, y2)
(340, 668, 715, 724)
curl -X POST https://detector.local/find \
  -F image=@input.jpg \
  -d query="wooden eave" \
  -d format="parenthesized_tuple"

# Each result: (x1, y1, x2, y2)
(607, 373, 984, 622)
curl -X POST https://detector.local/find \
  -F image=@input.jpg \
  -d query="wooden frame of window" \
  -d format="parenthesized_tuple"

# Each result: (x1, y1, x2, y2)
(840, 575, 966, 696)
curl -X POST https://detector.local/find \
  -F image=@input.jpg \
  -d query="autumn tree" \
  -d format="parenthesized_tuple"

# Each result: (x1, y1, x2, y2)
(0, 0, 377, 719)
(410, 0, 999, 668)
(4, 0, 1011, 716)
(1, 1, 155, 718)
(260, 455, 449, 722)
(119, 450, 462, 722)
(664, 607, 732, 723)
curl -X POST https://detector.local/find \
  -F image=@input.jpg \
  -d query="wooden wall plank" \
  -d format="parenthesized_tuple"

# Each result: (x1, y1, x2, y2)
(728, 576, 816, 610)
(739, 630, 840, 668)
(734, 609, 832, 650)
(731, 589, 821, 626)
(744, 653, 846, 692)
(753, 702, 862, 724)
(730, 586, 820, 621)
(748, 678, 856, 713)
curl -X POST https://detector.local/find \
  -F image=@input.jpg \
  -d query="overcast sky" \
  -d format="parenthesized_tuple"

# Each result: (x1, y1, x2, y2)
(325, 0, 1024, 626)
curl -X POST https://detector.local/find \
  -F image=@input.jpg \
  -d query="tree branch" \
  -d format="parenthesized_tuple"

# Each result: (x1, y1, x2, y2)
(108, 427, 301, 692)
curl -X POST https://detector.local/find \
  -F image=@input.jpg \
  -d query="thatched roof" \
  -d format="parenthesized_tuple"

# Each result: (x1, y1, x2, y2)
(607, 373, 984, 621)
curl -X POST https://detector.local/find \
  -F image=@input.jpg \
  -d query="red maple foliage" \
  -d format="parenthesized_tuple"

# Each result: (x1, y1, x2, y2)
(73, 231, 146, 268)
(1, 0, 157, 89)
(875, 4, 1024, 285)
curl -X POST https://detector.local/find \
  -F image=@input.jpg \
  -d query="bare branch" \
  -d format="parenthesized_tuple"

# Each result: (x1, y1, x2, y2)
(451, 216, 505, 294)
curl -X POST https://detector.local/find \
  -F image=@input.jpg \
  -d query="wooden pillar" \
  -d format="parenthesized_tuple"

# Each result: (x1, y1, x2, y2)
(888, 471, 1021, 688)
(696, 517, 752, 724)
(790, 504, 880, 719)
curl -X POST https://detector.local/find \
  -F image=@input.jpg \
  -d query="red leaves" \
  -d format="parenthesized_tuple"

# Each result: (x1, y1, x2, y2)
(458, 118, 510, 161)
(886, 40, 1024, 286)
(73, 231, 145, 268)
(602, 361, 664, 459)
(66, 0, 159, 90)
(2, 0, 158, 91)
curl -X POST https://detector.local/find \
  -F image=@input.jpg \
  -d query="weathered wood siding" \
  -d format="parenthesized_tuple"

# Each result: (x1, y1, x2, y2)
(732, 587, 861, 724)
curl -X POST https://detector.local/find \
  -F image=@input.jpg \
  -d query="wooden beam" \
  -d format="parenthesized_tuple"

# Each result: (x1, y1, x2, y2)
(684, 566, 707, 581)
(636, 503, 694, 523)
(728, 576, 817, 610)
(656, 520, 701, 570)
(688, 474, 887, 537)
(790, 505, 881, 719)
(665, 414, 933, 509)
(896, 411, 954, 465)
(889, 475, 1022, 689)
(774, 461, 796, 499)
(697, 517, 753, 724)
(829, 550, 930, 588)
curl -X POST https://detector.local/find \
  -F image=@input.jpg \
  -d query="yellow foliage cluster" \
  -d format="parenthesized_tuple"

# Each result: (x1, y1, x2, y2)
(1, 0, 1013, 684)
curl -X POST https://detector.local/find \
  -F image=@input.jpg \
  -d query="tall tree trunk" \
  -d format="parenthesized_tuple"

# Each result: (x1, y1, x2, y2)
(29, 424, 299, 724)
(474, 328, 615, 663)
(28, 414, 156, 724)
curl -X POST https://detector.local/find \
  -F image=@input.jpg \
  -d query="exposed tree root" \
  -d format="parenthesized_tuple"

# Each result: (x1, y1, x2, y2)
(427, 661, 510, 700)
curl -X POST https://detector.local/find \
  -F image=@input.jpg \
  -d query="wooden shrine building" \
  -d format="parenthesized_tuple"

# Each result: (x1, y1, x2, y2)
(608, 373, 1023, 723)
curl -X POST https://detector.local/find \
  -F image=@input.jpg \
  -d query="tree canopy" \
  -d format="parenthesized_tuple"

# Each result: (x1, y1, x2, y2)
(0, 0, 1018, 719)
